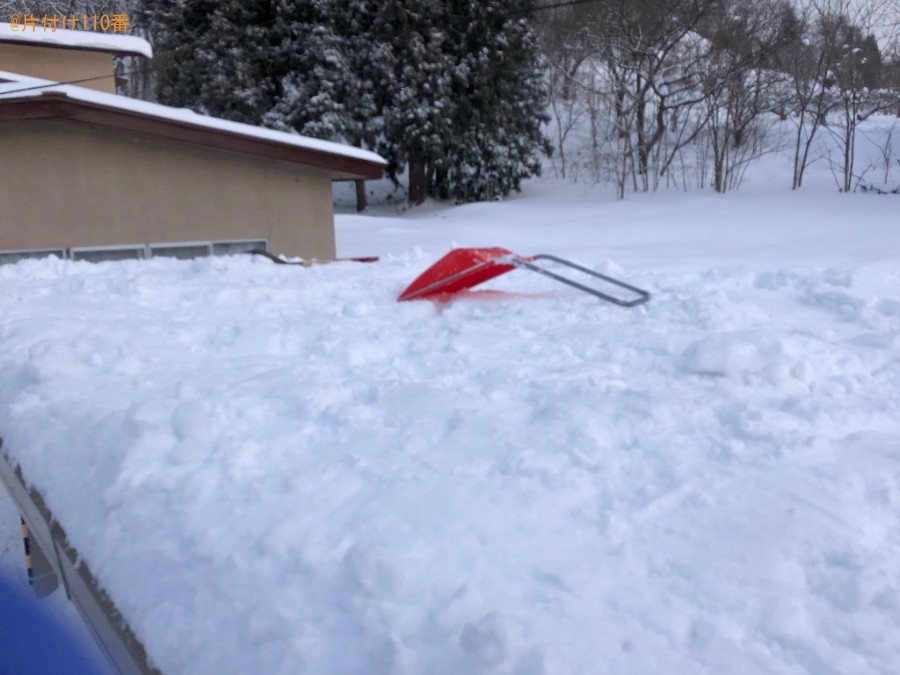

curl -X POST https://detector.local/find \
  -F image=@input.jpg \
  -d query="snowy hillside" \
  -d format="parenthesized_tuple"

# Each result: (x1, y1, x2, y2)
(2, 136, 900, 673)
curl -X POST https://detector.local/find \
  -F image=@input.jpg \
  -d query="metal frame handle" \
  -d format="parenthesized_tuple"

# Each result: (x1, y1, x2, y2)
(514, 254, 651, 308)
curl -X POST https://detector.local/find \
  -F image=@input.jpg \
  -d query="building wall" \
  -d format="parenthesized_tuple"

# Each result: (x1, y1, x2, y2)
(0, 43, 116, 93)
(0, 119, 336, 259)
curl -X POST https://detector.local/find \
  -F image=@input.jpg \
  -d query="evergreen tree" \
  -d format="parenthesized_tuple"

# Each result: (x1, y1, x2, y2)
(141, 1, 279, 123)
(264, 0, 388, 151)
(262, 1, 350, 138)
(372, 0, 549, 203)
(443, 0, 550, 201)
(373, 0, 455, 204)
(261, 0, 391, 210)
(142, 0, 550, 204)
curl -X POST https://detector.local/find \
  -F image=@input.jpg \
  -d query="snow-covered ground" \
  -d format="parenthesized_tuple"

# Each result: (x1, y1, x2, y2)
(1, 127, 900, 674)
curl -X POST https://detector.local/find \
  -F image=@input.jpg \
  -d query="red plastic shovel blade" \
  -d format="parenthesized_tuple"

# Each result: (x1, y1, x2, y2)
(398, 247, 520, 301)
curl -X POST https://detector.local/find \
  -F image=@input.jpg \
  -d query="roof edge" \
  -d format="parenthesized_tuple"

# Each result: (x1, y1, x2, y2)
(0, 22, 153, 58)
(0, 91, 385, 180)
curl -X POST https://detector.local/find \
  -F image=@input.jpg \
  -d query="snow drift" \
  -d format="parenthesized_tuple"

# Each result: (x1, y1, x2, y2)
(1, 171, 900, 673)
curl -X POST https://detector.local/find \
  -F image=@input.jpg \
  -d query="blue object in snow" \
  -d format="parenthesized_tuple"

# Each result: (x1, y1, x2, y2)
(0, 574, 104, 674)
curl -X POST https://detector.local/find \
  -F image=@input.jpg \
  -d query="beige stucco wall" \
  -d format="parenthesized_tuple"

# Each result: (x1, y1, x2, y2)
(0, 43, 116, 93)
(0, 119, 336, 259)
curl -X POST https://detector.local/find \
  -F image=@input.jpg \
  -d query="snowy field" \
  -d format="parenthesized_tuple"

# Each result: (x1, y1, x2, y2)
(1, 134, 900, 673)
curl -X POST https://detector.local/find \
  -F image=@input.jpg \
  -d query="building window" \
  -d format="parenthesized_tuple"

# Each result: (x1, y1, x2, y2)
(69, 245, 146, 263)
(0, 240, 270, 265)
(149, 242, 213, 260)
(212, 239, 268, 255)
(0, 249, 66, 265)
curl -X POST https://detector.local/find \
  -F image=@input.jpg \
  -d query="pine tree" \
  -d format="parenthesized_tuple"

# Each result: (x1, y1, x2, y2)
(374, 0, 549, 203)
(261, 0, 391, 210)
(373, 0, 455, 204)
(141, 0, 279, 123)
(264, 0, 387, 150)
(142, 0, 551, 205)
(443, 0, 550, 201)
(262, 1, 350, 138)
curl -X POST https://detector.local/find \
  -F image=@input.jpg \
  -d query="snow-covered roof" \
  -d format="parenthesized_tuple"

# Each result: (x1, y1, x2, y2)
(0, 70, 387, 177)
(0, 21, 152, 58)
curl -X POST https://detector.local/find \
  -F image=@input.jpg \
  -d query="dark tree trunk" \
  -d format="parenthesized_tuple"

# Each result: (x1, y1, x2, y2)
(408, 150, 427, 205)
(354, 180, 367, 212)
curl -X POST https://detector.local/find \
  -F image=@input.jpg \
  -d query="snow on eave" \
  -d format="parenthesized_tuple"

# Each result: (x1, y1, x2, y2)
(0, 71, 387, 170)
(0, 22, 153, 58)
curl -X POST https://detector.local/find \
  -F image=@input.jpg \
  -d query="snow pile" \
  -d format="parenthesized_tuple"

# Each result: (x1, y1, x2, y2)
(681, 329, 870, 389)
(1, 195, 899, 675)
(3, 158, 900, 673)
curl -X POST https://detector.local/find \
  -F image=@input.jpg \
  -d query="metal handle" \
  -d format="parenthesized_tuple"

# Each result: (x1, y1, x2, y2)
(513, 254, 651, 307)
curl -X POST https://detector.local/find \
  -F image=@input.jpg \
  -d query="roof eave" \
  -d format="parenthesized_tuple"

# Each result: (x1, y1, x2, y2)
(0, 93, 385, 180)
(0, 36, 151, 59)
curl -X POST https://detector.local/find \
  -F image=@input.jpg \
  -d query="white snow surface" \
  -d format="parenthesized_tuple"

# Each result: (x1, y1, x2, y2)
(0, 22, 153, 58)
(0, 71, 387, 168)
(2, 170, 900, 673)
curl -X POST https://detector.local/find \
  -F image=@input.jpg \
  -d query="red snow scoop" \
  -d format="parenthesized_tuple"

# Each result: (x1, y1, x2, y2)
(398, 247, 650, 307)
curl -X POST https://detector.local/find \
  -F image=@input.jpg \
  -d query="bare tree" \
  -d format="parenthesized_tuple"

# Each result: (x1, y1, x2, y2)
(779, 0, 841, 189)
(595, 0, 721, 191)
(702, 64, 782, 192)
(699, 0, 794, 192)
(541, 0, 791, 197)
(537, 5, 596, 178)
(887, 41, 900, 116)
(541, 0, 899, 196)
(819, 0, 896, 191)
(541, 0, 720, 195)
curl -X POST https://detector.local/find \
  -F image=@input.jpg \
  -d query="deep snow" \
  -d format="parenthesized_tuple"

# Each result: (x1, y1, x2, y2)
(1, 134, 900, 674)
